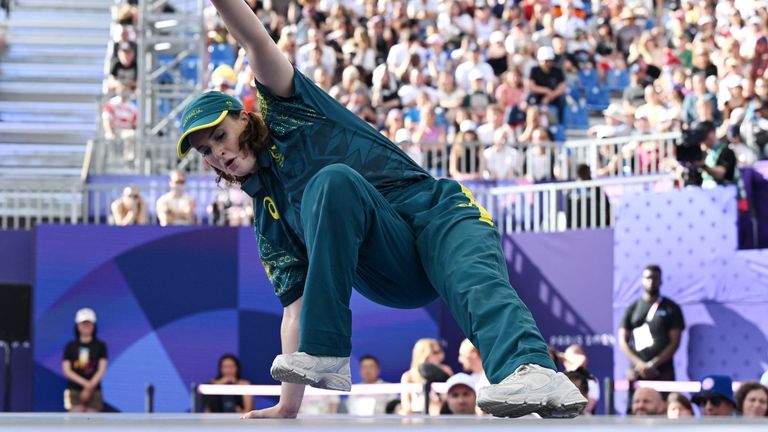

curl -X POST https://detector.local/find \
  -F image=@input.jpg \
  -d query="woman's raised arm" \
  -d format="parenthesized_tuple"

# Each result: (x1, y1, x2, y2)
(210, 0, 295, 98)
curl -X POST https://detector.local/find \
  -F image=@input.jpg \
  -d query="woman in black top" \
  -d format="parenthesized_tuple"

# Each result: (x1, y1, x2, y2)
(204, 354, 253, 413)
(61, 308, 108, 412)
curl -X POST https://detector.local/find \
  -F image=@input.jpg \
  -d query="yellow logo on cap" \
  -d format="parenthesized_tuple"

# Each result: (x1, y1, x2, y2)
(183, 108, 204, 126)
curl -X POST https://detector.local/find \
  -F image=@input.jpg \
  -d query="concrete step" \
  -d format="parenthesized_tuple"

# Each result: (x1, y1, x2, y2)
(2, 49, 105, 65)
(8, 26, 110, 39)
(7, 33, 109, 47)
(0, 132, 92, 145)
(0, 81, 102, 102)
(0, 143, 86, 154)
(14, 0, 113, 10)
(4, 43, 105, 59)
(0, 122, 96, 134)
(0, 122, 95, 145)
(0, 167, 83, 177)
(0, 153, 85, 168)
(8, 14, 111, 31)
(0, 101, 98, 114)
(0, 65, 105, 82)
(0, 111, 97, 123)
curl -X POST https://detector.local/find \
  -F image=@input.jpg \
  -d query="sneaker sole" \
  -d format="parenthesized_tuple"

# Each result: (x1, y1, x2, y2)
(270, 364, 351, 392)
(477, 396, 548, 418)
(535, 400, 588, 419)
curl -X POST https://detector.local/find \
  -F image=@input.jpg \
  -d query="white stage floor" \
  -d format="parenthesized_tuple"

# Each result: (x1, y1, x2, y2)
(1, 414, 767, 431)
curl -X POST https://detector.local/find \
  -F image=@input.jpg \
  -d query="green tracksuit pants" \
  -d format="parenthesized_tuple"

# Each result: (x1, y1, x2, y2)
(297, 164, 555, 383)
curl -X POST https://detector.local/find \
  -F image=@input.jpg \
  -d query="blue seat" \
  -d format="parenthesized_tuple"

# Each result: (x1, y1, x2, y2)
(208, 43, 235, 69)
(549, 124, 567, 142)
(568, 84, 581, 102)
(564, 100, 590, 130)
(180, 56, 200, 84)
(605, 69, 629, 92)
(584, 85, 610, 111)
(577, 68, 600, 90)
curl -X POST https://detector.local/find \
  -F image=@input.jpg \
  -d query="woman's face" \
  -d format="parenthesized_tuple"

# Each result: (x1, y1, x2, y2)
(667, 401, 693, 419)
(426, 344, 445, 364)
(742, 389, 768, 417)
(756, 79, 768, 97)
(190, 112, 257, 177)
(220, 358, 238, 378)
(77, 321, 95, 338)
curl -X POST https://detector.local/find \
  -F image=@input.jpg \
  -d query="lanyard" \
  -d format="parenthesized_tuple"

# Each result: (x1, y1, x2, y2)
(645, 298, 663, 323)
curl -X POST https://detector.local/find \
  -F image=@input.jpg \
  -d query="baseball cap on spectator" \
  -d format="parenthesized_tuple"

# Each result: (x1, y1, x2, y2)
(489, 31, 505, 45)
(475, 0, 488, 9)
(634, 111, 649, 121)
(395, 128, 412, 144)
(468, 43, 480, 52)
(619, 8, 635, 20)
(468, 69, 485, 82)
(75, 308, 97, 324)
(725, 75, 745, 89)
(426, 33, 444, 46)
(537, 46, 555, 62)
(692, 375, 736, 407)
(118, 41, 133, 52)
(460, 119, 477, 133)
(749, 15, 763, 25)
(281, 25, 297, 38)
(445, 373, 477, 394)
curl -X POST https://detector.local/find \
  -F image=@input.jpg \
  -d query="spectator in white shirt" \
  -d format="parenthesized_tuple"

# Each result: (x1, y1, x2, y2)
(455, 43, 496, 91)
(483, 129, 520, 180)
(553, 0, 587, 40)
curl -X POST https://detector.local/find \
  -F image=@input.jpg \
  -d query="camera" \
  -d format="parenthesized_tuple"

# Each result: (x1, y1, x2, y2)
(676, 121, 715, 186)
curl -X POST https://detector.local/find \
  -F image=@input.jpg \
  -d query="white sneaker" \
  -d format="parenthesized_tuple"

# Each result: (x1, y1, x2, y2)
(270, 352, 352, 392)
(477, 364, 587, 418)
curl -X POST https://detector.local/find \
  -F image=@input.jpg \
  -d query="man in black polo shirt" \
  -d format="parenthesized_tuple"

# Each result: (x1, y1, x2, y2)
(527, 46, 567, 122)
(619, 265, 685, 382)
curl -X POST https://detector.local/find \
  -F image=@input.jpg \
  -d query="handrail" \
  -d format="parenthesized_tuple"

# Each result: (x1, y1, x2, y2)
(486, 174, 675, 195)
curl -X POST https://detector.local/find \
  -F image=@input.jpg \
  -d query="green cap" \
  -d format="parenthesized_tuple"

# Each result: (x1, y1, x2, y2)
(177, 91, 244, 159)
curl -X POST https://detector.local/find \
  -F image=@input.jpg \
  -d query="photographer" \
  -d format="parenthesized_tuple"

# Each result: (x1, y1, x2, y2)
(695, 121, 738, 188)
(676, 121, 737, 188)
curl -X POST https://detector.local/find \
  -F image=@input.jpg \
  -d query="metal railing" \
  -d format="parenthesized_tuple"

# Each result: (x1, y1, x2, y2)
(0, 181, 82, 229)
(417, 132, 683, 181)
(0, 173, 676, 231)
(476, 174, 676, 235)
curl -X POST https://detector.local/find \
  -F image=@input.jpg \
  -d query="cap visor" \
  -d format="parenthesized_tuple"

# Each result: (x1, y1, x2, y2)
(177, 110, 229, 159)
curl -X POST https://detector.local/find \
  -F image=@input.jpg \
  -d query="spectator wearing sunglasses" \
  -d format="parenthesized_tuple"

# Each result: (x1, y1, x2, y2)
(692, 375, 737, 416)
(156, 170, 196, 226)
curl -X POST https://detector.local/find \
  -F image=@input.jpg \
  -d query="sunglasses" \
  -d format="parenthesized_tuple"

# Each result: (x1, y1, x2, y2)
(701, 396, 725, 407)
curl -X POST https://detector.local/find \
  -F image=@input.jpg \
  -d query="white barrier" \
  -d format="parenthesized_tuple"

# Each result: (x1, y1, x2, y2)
(477, 174, 675, 235)
(0, 174, 675, 230)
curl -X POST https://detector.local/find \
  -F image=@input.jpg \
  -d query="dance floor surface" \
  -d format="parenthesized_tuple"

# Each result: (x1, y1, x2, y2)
(1, 413, 767, 431)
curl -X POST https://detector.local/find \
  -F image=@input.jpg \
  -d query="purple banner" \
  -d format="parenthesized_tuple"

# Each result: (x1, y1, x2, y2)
(613, 186, 768, 412)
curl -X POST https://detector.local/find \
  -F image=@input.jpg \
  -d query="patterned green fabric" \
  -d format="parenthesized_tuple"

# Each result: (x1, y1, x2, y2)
(240, 69, 429, 306)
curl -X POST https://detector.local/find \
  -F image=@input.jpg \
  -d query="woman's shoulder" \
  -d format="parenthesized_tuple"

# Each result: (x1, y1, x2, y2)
(237, 379, 251, 385)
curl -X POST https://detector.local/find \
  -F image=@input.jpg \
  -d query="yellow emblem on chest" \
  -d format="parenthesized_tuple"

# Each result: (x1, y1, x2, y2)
(263, 196, 280, 220)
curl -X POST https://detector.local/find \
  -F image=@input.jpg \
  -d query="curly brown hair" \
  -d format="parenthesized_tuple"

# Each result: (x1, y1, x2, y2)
(211, 111, 270, 185)
(735, 381, 768, 416)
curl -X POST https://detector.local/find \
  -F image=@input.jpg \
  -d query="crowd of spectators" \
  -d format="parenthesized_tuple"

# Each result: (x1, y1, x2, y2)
(192, 0, 768, 185)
